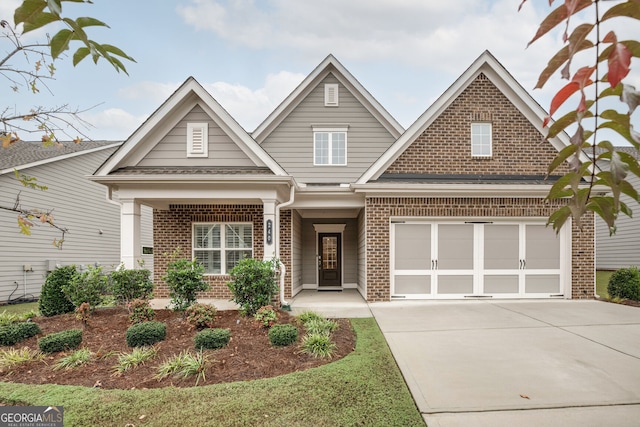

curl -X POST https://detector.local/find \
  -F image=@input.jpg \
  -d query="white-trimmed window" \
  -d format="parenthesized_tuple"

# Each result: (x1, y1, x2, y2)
(471, 122, 492, 157)
(187, 122, 208, 157)
(324, 84, 339, 106)
(314, 127, 347, 165)
(193, 223, 252, 274)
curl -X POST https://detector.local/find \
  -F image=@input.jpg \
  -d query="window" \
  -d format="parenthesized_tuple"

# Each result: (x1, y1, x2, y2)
(324, 84, 339, 106)
(471, 123, 492, 157)
(314, 128, 347, 165)
(193, 223, 252, 274)
(187, 122, 208, 157)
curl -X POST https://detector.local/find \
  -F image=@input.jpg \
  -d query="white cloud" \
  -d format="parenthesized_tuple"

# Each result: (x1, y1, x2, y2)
(117, 81, 180, 104)
(80, 108, 148, 141)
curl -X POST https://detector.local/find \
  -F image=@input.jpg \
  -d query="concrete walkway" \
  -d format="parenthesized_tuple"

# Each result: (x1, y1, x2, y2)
(370, 300, 640, 427)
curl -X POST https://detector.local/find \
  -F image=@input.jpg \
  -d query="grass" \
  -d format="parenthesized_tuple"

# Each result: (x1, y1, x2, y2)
(0, 348, 44, 371)
(155, 350, 209, 386)
(0, 318, 425, 426)
(113, 347, 158, 374)
(0, 302, 39, 317)
(53, 349, 92, 371)
(596, 270, 614, 299)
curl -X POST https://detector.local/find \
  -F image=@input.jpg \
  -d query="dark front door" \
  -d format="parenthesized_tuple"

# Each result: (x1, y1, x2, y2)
(318, 233, 341, 287)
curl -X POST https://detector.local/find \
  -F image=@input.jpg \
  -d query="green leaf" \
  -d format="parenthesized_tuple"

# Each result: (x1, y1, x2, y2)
(72, 47, 91, 66)
(50, 28, 74, 59)
(62, 17, 89, 44)
(620, 179, 640, 202)
(102, 44, 136, 62)
(548, 144, 579, 175)
(599, 40, 640, 61)
(601, 0, 640, 22)
(47, 0, 62, 16)
(75, 16, 109, 28)
(547, 206, 572, 233)
(546, 102, 593, 139)
(617, 151, 640, 178)
(535, 36, 593, 89)
(14, 0, 48, 28)
(597, 121, 636, 145)
(21, 11, 59, 33)
(528, 0, 591, 46)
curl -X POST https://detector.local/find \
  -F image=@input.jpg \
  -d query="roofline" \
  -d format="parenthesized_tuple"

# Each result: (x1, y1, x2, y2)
(93, 78, 288, 177)
(252, 54, 404, 142)
(1, 141, 122, 176)
(351, 182, 574, 197)
(88, 174, 295, 186)
(356, 50, 589, 184)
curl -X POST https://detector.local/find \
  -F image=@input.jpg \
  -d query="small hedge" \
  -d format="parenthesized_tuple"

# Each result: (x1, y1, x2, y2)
(608, 266, 640, 301)
(268, 324, 298, 347)
(126, 321, 166, 347)
(38, 329, 82, 353)
(39, 265, 76, 317)
(194, 328, 230, 350)
(0, 322, 41, 346)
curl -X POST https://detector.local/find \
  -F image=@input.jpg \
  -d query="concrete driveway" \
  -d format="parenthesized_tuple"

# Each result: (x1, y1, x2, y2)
(369, 300, 640, 427)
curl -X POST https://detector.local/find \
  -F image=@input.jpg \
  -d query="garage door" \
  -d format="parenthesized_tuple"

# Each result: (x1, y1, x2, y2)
(391, 220, 569, 299)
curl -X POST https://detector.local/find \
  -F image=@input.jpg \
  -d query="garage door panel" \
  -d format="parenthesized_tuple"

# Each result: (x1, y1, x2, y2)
(484, 275, 519, 293)
(395, 224, 431, 270)
(526, 225, 560, 269)
(394, 275, 431, 295)
(438, 224, 473, 270)
(437, 276, 473, 294)
(485, 225, 519, 269)
(526, 275, 561, 294)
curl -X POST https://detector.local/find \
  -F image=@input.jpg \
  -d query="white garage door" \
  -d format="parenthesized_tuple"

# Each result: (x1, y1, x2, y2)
(391, 220, 569, 299)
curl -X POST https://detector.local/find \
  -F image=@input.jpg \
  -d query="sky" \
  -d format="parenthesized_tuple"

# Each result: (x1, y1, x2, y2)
(1, 0, 638, 142)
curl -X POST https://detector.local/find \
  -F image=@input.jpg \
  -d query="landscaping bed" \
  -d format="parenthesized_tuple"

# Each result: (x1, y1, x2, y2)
(0, 307, 355, 389)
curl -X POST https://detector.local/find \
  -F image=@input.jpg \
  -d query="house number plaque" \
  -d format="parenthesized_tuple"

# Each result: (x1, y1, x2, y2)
(266, 219, 273, 245)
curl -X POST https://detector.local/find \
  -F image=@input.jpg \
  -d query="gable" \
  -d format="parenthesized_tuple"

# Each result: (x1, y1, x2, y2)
(383, 74, 572, 177)
(137, 105, 257, 168)
(260, 73, 398, 184)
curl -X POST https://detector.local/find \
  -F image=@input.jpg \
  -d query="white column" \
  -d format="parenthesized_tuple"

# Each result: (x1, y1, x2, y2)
(262, 199, 276, 260)
(121, 199, 142, 269)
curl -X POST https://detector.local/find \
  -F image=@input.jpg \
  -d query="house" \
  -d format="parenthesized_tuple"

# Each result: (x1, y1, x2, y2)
(595, 146, 640, 271)
(0, 141, 153, 304)
(90, 51, 595, 302)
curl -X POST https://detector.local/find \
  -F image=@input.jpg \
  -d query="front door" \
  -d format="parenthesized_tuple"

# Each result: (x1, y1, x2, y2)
(318, 233, 341, 287)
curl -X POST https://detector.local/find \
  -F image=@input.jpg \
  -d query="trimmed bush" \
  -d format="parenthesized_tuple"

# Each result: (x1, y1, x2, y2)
(110, 267, 154, 305)
(268, 324, 298, 347)
(0, 322, 41, 346)
(126, 321, 167, 347)
(38, 329, 82, 353)
(228, 258, 278, 316)
(194, 328, 230, 350)
(127, 299, 156, 324)
(254, 305, 278, 328)
(304, 318, 339, 336)
(608, 267, 640, 301)
(39, 265, 76, 317)
(184, 303, 217, 330)
(62, 265, 108, 309)
(164, 258, 208, 311)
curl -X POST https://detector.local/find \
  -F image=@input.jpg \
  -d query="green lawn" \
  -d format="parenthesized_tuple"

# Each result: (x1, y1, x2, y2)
(0, 302, 38, 315)
(596, 270, 614, 299)
(0, 317, 425, 427)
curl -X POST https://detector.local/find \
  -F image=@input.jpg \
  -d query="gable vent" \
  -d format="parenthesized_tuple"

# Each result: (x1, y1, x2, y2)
(324, 84, 339, 107)
(187, 122, 208, 158)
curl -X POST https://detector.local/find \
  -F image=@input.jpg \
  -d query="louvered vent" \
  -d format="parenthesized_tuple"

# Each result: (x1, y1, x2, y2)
(187, 122, 208, 157)
(324, 84, 339, 107)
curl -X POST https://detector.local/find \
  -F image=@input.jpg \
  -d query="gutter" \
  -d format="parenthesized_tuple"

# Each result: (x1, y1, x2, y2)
(275, 184, 295, 309)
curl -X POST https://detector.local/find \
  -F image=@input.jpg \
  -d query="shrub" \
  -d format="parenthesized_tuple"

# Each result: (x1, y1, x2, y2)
(304, 318, 338, 336)
(0, 348, 44, 371)
(184, 303, 217, 330)
(296, 310, 323, 326)
(0, 322, 41, 346)
(128, 299, 156, 324)
(110, 267, 154, 305)
(61, 265, 108, 309)
(194, 328, 230, 350)
(608, 267, 640, 301)
(164, 258, 208, 311)
(254, 305, 278, 328)
(0, 310, 38, 327)
(38, 329, 82, 354)
(227, 258, 278, 316)
(299, 333, 336, 359)
(113, 346, 157, 374)
(53, 348, 92, 370)
(268, 324, 298, 347)
(155, 350, 209, 386)
(39, 265, 76, 317)
(126, 321, 166, 347)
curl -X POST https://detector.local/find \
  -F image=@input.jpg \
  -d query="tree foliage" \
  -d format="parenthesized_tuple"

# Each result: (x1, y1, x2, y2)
(521, 0, 640, 233)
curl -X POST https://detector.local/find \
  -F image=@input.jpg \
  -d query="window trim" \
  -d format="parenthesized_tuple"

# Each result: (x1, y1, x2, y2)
(187, 122, 208, 158)
(471, 122, 492, 157)
(192, 222, 253, 275)
(313, 127, 348, 166)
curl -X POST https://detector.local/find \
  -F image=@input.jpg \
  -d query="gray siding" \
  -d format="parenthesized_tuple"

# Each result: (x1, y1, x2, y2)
(596, 173, 640, 270)
(357, 209, 366, 295)
(138, 105, 256, 167)
(261, 74, 397, 183)
(0, 148, 121, 303)
(291, 210, 303, 295)
(301, 218, 358, 286)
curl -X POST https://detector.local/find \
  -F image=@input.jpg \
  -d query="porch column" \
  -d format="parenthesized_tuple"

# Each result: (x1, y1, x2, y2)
(120, 199, 142, 269)
(262, 199, 276, 260)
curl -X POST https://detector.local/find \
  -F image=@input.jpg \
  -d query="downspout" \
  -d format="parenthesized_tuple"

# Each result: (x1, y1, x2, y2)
(275, 184, 295, 309)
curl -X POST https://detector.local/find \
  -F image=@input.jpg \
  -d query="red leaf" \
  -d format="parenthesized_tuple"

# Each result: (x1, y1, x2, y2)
(608, 43, 632, 88)
(602, 31, 617, 44)
(549, 81, 580, 117)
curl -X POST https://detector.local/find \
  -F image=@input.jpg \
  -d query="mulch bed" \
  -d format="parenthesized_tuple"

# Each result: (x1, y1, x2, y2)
(0, 308, 355, 389)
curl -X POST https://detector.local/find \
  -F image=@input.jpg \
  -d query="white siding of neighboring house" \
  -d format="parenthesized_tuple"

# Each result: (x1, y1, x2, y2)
(0, 147, 153, 303)
(261, 74, 397, 184)
(596, 173, 640, 270)
(138, 105, 257, 168)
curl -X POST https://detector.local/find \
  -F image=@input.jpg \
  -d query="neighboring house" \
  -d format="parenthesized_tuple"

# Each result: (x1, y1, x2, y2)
(0, 141, 153, 304)
(595, 146, 640, 270)
(91, 51, 595, 302)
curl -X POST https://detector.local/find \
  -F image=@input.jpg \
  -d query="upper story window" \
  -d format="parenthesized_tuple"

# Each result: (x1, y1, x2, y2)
(471, 122, 492, 157)
(187, 122, 208, 157)
(324, 84, 339, 107)
(193, 223, 252, 275)
(313, 127, 347, 166)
